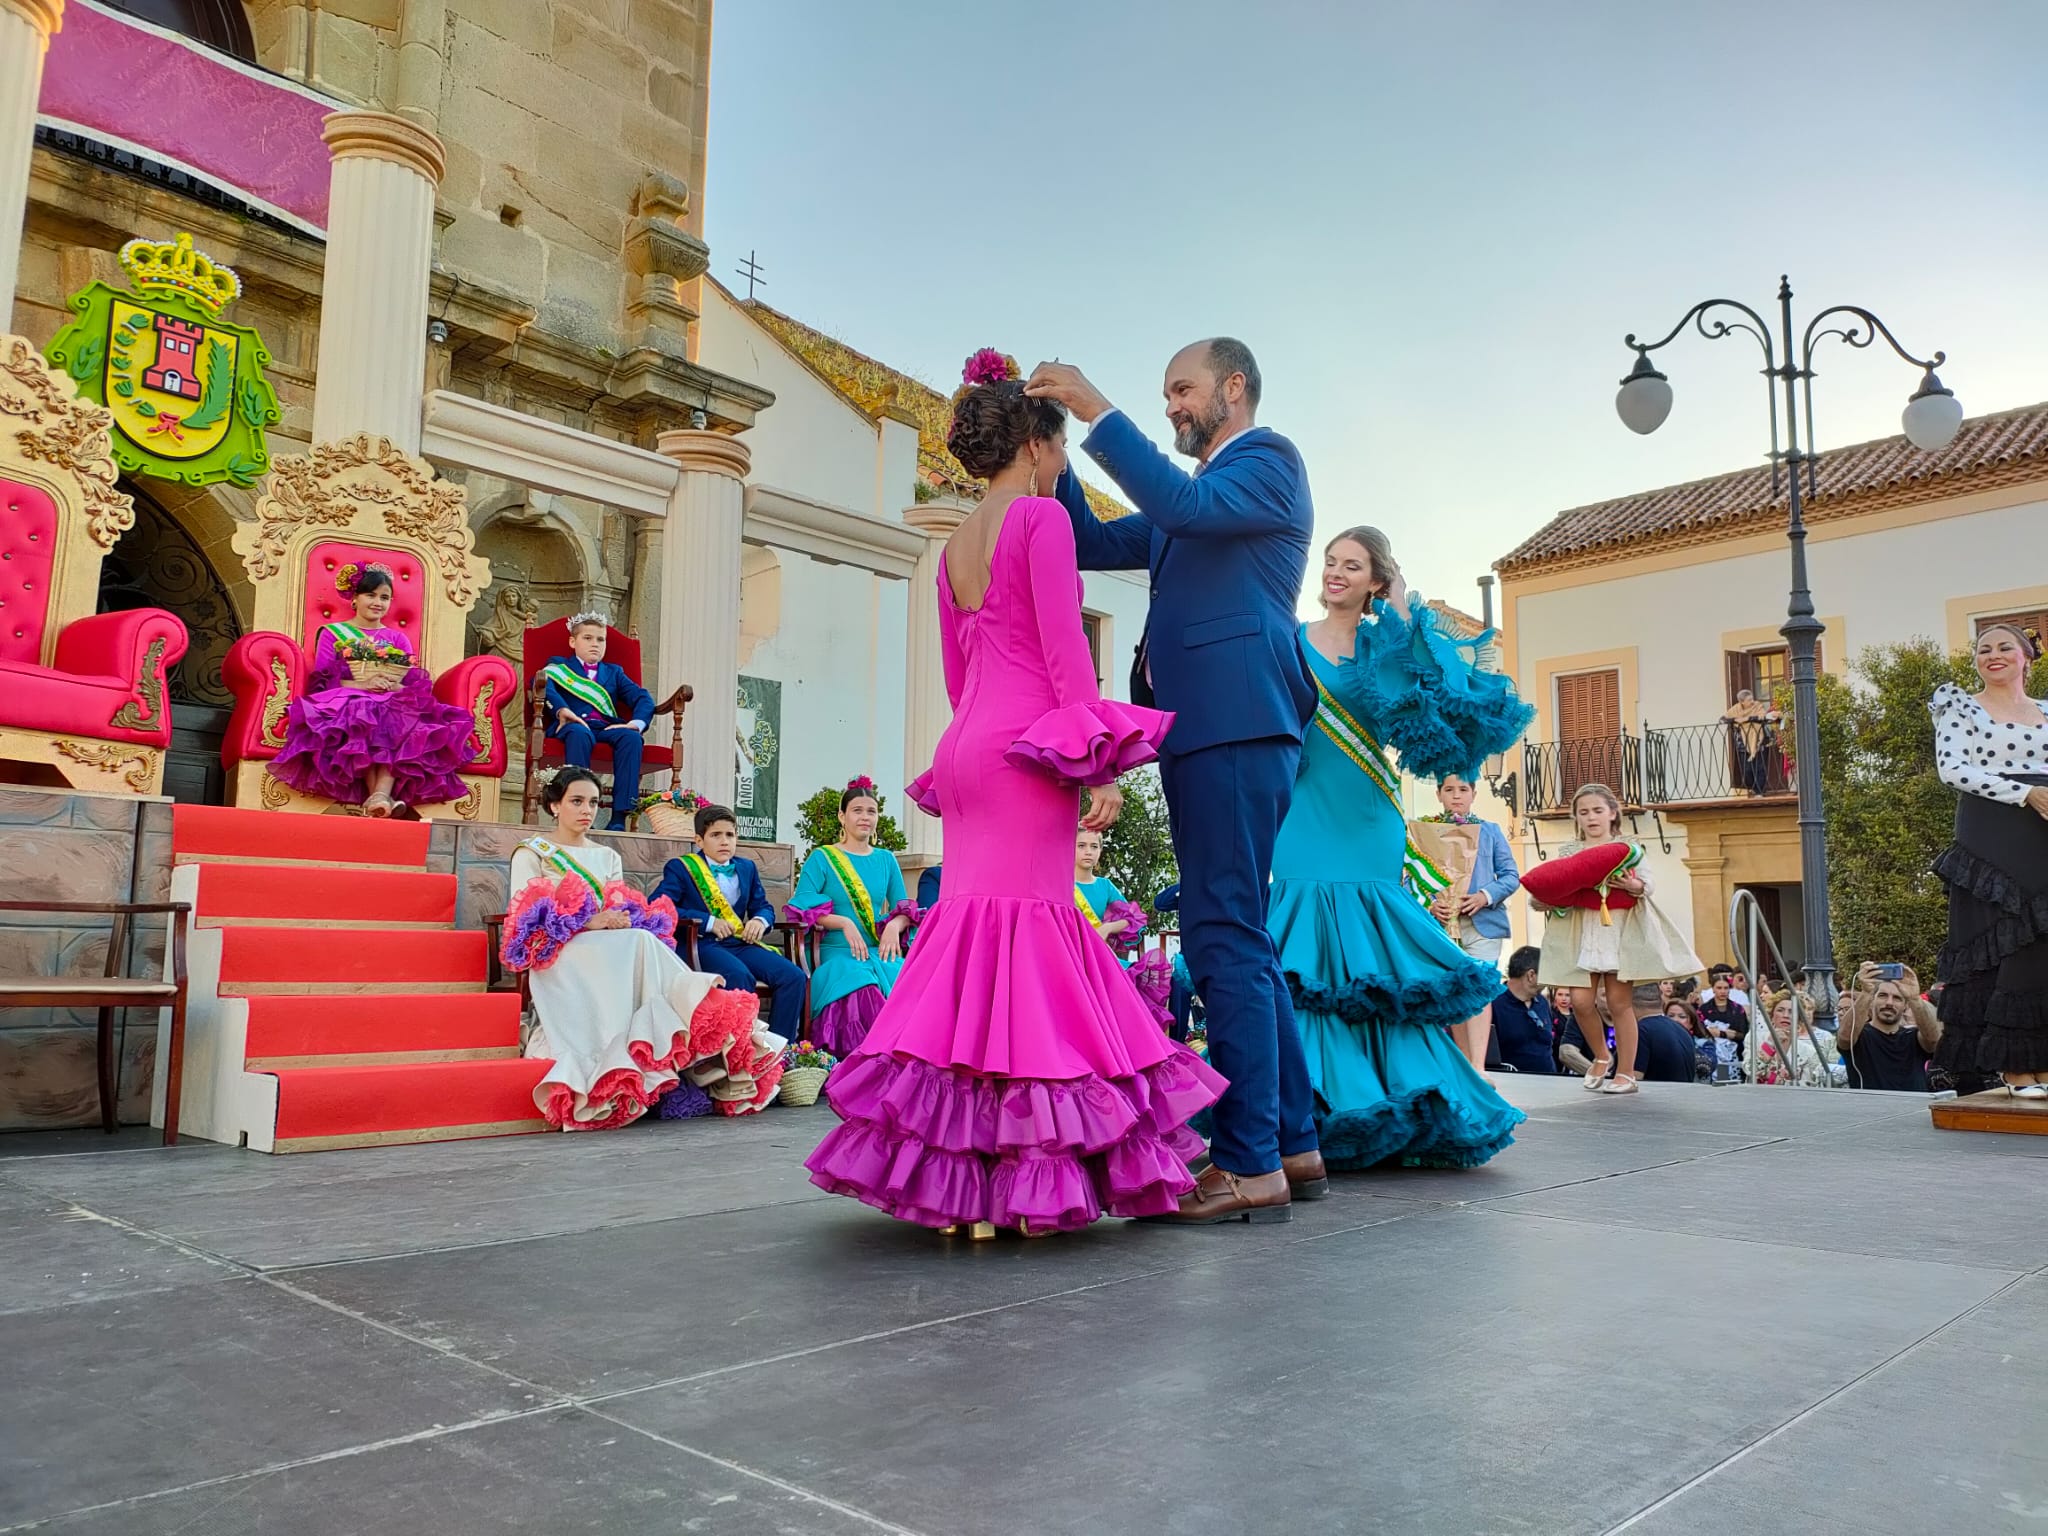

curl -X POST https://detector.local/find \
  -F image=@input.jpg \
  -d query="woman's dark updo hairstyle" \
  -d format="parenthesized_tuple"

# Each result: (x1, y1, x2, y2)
(351, 563, 395, 598)
(541, 766, 602, 812)
(840, 776, 879, 813)
(947, 379, 1066, 481)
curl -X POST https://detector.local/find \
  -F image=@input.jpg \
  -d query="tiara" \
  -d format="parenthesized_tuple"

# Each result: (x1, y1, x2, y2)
(334, 561, 392, 595)
(566, 611, 609, 632)
(962, 348, 1020, 387)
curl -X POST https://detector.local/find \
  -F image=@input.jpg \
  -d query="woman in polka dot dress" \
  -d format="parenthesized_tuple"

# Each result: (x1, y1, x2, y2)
(1930, 623, 2048, 1097)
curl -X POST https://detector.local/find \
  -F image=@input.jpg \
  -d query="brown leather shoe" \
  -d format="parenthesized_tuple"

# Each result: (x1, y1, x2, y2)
(1143, 1165, 1292, 1225)
(1190, 1149, 1329, 1201)
(1281, 1149, 1329, 1200)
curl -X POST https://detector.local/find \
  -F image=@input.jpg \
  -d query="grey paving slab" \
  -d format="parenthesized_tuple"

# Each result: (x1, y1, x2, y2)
(1498, 1136, 2048, 1270)
(1624, 1273, 2048, 1536)
(0, 1194, 232, 1316)
(279, 1185, 1429, 1398)
(0, 1126, 163, 1159)
(0, 1276, 549, 1528)
(605, 1207, 2009, 1536)
(28, 1407, 906, 1536)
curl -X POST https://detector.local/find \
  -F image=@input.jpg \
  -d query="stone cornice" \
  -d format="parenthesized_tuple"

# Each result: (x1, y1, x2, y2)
(657, 428, 750, 481)
(2, 0, 64, 39)
(322, 110, 446, 187)
(903, 502, 969, 538)
(420, 388, 677, 517)
(745, 485, 925, 580)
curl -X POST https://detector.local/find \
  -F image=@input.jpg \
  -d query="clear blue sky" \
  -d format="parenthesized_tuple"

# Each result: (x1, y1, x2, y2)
(704, 1, 2048, 615)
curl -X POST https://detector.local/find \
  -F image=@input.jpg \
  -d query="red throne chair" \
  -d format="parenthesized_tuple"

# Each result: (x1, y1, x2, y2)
(0, 337, 188, 795)
(220, 435, 516, 820)
(519, 617, 690, 824)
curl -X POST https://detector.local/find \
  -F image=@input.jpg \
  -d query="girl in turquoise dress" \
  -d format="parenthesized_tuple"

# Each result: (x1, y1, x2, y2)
(1075, 827, 1174, 1028)
(1271, 526, 1535, 1168)
(789, 777, 917, 1057)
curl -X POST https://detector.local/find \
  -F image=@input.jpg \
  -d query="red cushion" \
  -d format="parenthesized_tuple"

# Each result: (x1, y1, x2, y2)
(1522, 843, 1640, 912)
(0, 659, 166, 744)
(0, 478, 59, 665)
(302, 541, 428, 653)
(520, 617, 642, 696)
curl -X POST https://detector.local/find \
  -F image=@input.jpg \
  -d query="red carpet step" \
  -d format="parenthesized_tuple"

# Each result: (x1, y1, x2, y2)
(164, 805, 548, 1153)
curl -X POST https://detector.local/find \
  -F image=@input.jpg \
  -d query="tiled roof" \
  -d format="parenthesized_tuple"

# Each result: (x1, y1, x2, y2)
(737, 296, 1135, 521)
(1496, 402, 2048, 576)
(1426, 599, 1488, 640)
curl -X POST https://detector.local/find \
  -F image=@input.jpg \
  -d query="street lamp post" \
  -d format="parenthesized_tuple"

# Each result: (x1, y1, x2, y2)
(1614, 276, 1961, 1035)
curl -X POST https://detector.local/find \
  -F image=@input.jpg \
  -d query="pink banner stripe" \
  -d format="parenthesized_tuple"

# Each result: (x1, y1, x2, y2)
(39, 1, 336, 234)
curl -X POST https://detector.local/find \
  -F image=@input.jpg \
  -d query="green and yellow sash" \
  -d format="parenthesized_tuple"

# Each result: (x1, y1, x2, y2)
(820, 846, 880, 944)
(325, 620, 370, 651)
(540, 660, 616, 719)
(1075, 884, 1104, 930)
(523, 837, 606, 901)
(1402, 837, 1453, 905)
(680, 854, 774, 949)
(1312, 676, 1403, 814)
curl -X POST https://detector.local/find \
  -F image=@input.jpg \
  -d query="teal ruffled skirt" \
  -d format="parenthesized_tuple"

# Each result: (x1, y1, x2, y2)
(1270, 875, 1525, 1170)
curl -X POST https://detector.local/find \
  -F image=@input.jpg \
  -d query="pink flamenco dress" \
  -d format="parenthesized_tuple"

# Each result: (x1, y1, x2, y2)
(805, 495, 1226, 1230)
(271, 624, 476, 807)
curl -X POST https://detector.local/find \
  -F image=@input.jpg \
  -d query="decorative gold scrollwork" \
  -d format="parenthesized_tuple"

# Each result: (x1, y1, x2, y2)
(258, 772, 292, 809)
(260, 657, 292, 748)
(0, 336, 134, 549)
(53, 739, 153, 793)
(453, 782, 482, 820)
(109, 638, 169, 731)
(469, 679, 496, 763)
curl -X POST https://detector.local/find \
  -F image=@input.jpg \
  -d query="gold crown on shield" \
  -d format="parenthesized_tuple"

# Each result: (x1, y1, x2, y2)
(118, 233, 241, 317)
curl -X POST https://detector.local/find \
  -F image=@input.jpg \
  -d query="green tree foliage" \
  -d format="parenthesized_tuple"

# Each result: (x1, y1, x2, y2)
(796, 784, 907, 861)
(1089, 767, 1179, 925)
(1788, 639, 2048, 978)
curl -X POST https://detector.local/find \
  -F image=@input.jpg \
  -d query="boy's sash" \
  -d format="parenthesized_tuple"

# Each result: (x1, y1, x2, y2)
(522, 837, 606, 901)
(541, 661, 616, 719)
(820, 846, 880, 944)
(681, 854, 775, 949)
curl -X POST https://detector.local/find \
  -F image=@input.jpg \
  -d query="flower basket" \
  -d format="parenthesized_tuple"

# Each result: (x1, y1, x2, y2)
(641, 801, 695, 838)
(779, 1065, 829, 1106)
(346, 658, 409, 687)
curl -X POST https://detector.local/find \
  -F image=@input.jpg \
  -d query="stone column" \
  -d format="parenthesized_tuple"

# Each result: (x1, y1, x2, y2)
(312, 111, 444, 453)
(657, 429, 748, 810)
(900, 499, 968, 861)
(0, 0, 63, 332)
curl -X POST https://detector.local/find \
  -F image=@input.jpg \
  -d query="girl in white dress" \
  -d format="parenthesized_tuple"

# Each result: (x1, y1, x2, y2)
(504, 768, 784, 1129)
(1538, 782, 1702, 1096)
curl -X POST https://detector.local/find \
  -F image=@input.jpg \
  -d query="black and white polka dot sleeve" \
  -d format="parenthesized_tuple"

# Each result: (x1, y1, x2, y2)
(1931, 683, 2036, 805)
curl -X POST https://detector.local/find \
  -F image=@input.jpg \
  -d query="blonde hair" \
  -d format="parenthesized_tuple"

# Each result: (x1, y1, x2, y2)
(1321, 526, 1400, 607)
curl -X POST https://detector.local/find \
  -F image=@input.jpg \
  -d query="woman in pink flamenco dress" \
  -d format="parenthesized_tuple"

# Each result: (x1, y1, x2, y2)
(806, 350, 1225, 1235)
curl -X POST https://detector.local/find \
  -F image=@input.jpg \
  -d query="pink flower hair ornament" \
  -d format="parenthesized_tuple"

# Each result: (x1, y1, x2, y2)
(846, 774, 877, 795)
(962, 348, 1020, 387)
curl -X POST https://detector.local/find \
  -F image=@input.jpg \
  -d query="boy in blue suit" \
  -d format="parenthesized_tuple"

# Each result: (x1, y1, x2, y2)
(1029, 341, 1322, 1224)
(652, 803, 807, 1044)
(543, 613, 655, 832)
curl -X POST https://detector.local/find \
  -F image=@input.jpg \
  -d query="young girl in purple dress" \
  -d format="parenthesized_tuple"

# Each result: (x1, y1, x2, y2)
(271, 562, 477, 816)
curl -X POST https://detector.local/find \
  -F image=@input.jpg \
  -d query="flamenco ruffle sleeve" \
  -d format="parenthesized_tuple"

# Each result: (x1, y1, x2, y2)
(1002, 699, 1173, 786)
(1341, 595, 1535, 782)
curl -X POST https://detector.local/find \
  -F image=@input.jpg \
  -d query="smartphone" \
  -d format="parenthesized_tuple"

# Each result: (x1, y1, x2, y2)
(1874, 962, 1906, 982)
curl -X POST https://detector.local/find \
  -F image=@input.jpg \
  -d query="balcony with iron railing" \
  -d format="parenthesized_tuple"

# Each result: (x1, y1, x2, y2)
(1512, 720, 1795, 819)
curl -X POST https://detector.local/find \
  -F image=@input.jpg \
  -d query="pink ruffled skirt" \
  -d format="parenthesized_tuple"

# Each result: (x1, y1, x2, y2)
(805, 893, 1225, 1230)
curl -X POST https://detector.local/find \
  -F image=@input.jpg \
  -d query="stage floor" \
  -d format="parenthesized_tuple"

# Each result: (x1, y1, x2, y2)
(2, 1076, 2044, 1535)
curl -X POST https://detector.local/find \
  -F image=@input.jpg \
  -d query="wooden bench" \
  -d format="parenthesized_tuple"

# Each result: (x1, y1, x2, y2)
(0, 901, 192, 1143)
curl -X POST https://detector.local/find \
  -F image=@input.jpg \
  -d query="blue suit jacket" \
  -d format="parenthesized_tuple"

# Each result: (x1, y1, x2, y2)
(1059, 413, 1316, 754)
(542, 656, 655, 733)
(652, 855, 777, 935)
(1468, 820, 1521, 941)
(916, 865, 943, 911)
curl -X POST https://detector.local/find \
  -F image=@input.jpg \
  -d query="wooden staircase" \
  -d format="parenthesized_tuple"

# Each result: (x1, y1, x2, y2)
(154, 805, 547, 1152)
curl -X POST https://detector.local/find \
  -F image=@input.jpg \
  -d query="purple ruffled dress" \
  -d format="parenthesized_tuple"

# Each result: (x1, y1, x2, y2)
(272, 625, 476, 807)
(806, 496, 1225, 1231)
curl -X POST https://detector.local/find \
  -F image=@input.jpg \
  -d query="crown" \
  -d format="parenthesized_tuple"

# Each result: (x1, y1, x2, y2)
(118, 234, 241, 317)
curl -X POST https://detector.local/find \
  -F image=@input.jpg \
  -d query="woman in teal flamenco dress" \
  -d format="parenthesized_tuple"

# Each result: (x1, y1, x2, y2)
(787, 777, 917, 1058)
(1271, 526, 1536, 1169)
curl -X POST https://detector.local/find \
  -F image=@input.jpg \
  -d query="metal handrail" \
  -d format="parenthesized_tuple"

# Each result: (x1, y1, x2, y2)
(1728, 887, 1835, 1086)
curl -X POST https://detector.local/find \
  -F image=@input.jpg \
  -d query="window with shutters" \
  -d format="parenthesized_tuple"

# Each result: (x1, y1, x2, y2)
(1977, 608, 2048, 651)
(1555, 668, 1623, 802)
(1081, 612, 1109, 695)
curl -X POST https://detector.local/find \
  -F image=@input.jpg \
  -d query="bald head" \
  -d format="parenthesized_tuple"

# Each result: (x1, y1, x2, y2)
(1162, 337, 1262, 461)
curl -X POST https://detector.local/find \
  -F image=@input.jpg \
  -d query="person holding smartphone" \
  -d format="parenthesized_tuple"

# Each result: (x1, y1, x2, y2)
(1836, 963, 1942, 1092)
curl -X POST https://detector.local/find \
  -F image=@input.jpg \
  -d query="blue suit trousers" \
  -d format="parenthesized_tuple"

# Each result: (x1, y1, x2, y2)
(692, 937, 807, 1043)
(556, 720, 644, 828)
(1159, 736, 1317, 1174)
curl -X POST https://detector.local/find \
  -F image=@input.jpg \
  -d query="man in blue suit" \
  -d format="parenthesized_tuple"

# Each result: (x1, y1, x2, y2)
(543, 614, 655, 832)
(652, 803, 808, 1043)
(1029, 340, 1321, 1224)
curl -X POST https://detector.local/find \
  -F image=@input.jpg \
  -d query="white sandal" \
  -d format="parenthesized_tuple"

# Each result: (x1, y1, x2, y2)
(1582, 1060, 1613, 1092)
(1600, 1073, 1640, 1095)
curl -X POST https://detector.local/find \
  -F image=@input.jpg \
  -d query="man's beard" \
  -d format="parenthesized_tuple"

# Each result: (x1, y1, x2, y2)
(1874, 1006, 1904, 1026)
(1173, 394, 1232, 458)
